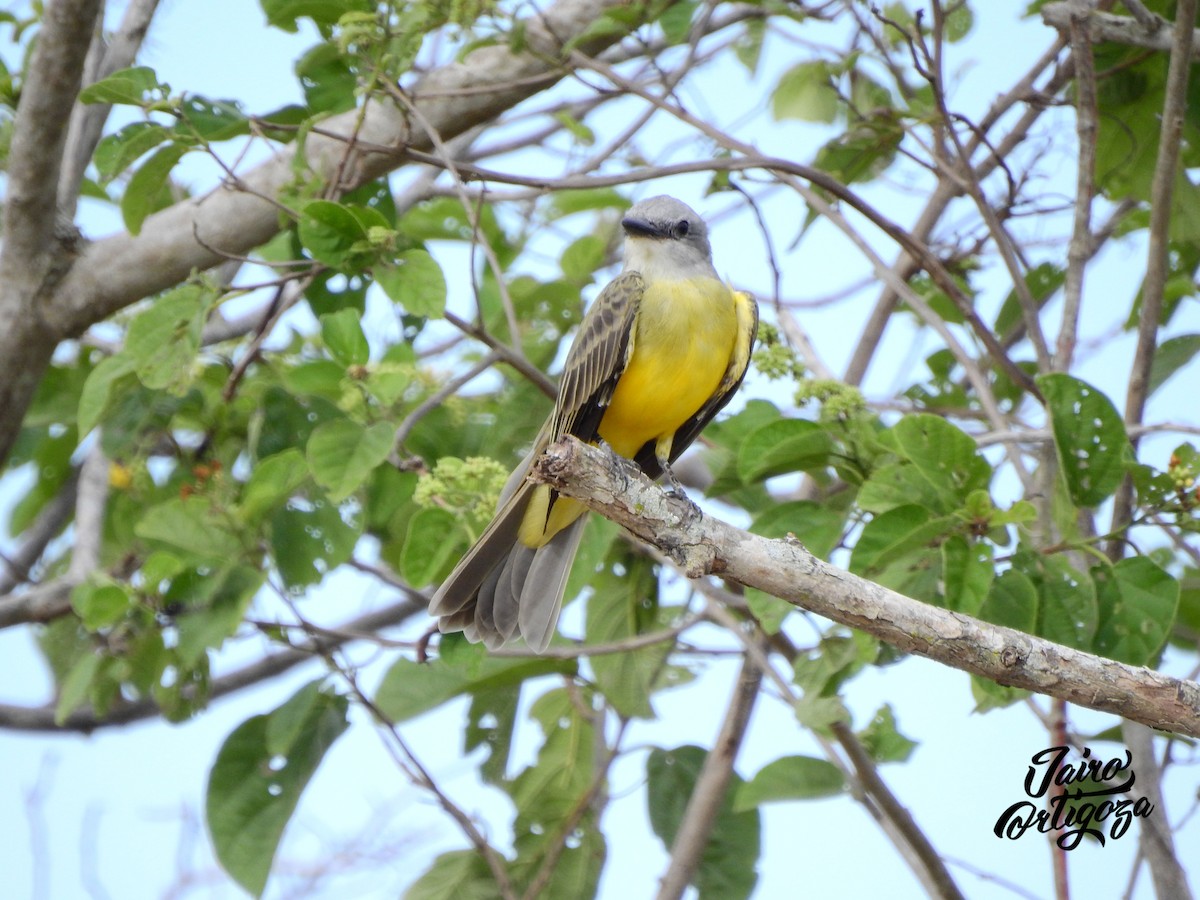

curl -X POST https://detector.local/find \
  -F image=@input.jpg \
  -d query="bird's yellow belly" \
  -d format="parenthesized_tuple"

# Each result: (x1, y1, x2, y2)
(599, 278, 736, 458)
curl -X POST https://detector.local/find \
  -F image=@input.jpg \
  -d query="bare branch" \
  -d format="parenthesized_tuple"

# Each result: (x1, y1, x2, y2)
(0, 472, 78, 596)
(59, 0, 162, 216)
(1041, 2, 1200, 53)
(1057, 1, 1100, 371)
(831, 721, 966, 900)
(0, 597, 425, 732)
(655, 651, 762, 900)
(0, 0, 101, 265)
(1121, 720, 1195, 899)
(1110, 0, 1196, 553)
(530, 438, 1200, 738)
(0, 0, 644, 469)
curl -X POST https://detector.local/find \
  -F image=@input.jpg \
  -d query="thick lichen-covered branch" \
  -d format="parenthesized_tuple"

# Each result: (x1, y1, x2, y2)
(530, 437, 1200, 739)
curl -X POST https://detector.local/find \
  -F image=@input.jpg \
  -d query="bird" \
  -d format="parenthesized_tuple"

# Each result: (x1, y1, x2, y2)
(428, 195, 758, 652)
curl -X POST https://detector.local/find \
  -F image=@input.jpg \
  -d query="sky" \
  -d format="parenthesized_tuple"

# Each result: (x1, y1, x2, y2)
(1, 1, 1198, 899)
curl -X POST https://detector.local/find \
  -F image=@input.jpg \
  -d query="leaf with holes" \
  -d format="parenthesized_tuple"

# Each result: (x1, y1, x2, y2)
(206, 682, 348, 897)
(647, 744, 760, 899)
(1093, 557, 1179, 665)
(78, 65, 168, 106)
(306, 419, 393, 501)
(1037, 374, 1132, 508)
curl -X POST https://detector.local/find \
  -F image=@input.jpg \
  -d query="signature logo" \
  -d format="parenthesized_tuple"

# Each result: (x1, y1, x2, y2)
(993, 746, 1154, 849)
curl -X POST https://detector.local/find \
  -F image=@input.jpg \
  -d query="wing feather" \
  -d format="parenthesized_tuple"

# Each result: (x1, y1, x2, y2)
(553, 271, 644, 443)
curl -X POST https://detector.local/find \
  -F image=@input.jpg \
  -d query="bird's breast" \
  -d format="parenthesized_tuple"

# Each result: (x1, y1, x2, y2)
(599, 277, 737, 458)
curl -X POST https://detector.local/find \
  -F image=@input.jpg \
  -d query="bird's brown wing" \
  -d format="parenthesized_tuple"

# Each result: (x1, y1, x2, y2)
(427, 271, 644, 619)
(552, 270, 645, 444)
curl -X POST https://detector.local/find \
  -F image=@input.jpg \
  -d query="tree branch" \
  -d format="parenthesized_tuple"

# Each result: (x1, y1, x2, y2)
(1041, 2, 1200, 54)
(0, 0, 103, 469)
(529, 438, 1200, 738)
(830, 720, 966, 900)
(46, 0, 637, 337)
(0, 0, 101, 265)
(0, 597, 425, 732)
(59, 0, 161, 216)
(1109, 0, 1196, 555)
(1121, 720, 1195, 899)
(655, 650, 762, 900)
(0, 0, 638, 469)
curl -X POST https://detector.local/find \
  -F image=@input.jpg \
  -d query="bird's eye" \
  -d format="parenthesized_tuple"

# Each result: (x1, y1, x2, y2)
(672, 219, 690, 238)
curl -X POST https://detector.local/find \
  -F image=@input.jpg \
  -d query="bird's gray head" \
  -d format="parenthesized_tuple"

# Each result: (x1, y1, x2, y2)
(620, 195, 718, 280)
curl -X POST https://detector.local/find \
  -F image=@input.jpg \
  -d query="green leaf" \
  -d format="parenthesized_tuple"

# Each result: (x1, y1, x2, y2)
(586, 546, 667, 719)
(506, 690, 605, 895)
(268, 492, 360, 588)
(737, 419, 833, 482)
(744, 587, 793, 634)
(546, 187, 628, 219)
(885, 414, 992, 507)
(78, 65, 166, 105)
(306, 419, 393, 501)
(71, 582, 132, 631)
(375, 654, 575, 722)
(733, 18, 765, 75)
(294, 41, 359, 113)
(858, 704, 917, 763)
(172, 565, 264, 666)
(658, 0, 697, 43)
(122, 143, 187, 235)
(646, 745, 760, 899)
(240, 449, 310, 523)
(858, 462, 949, 514)
(1037, 374, 1132, 507)
(55, 652, 103, 725)
(1034, 555, 1097, 650)
(376, 249, 447, 318)
(124, 285, 208, 393)
(283, 359, 347, 398)
(320, 309, 370, 367)
(1093, 557, 1179, 665)
(1148, 333, 1200, 397)
(399, 506, 462, 588)
(849, 505, 953, 582)
(944, 3, 974, 41)
(977, 569, 1038, 633)
(941, 536, 993, 614)
(261, 0, 371, 31)
(733, 755, 845, 811)
(93, 122, 171, 182)
(206, 683, 349, 897)
(176, 95, 249, 141)
(466, 686, 518, 786)
(971, 673, 1029, 712)
(405, 851, 498, 900)
(78, 355, 136, 435)
(298, 199, 387, 267)
(772, 61, 838, 123)
(811, 116, 903, 187)
(560, 234, 608, 284)
(135, 497, 244, 561)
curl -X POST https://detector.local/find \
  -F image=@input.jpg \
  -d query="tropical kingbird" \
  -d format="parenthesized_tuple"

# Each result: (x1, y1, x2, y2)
(428, 195, 758, 651)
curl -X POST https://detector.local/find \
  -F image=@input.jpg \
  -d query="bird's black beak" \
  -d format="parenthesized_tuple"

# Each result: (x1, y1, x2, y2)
(621, 216, 663, 239)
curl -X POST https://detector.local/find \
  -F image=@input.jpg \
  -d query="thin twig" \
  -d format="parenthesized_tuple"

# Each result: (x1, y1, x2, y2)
(1057, 1, 1099, 370)
(1109, 0, 1197, 556)
(655, 650, 762, 900)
